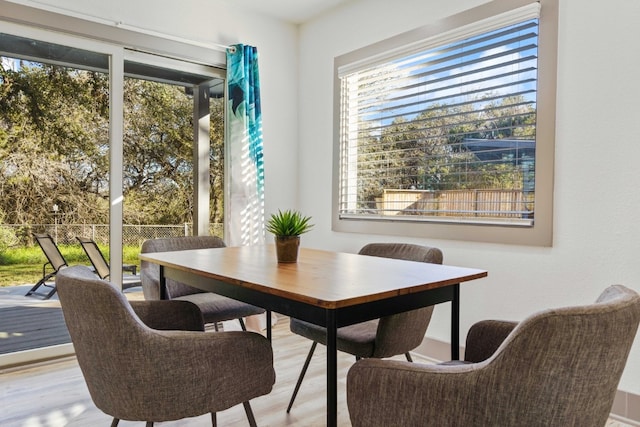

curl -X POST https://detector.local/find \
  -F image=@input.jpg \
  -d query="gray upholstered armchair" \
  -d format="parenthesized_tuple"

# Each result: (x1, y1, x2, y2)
(56, 265, 275, 427)
(347, 285, 640, 427)
(287, 243, 443, 412)
(140, 236, 266, 331)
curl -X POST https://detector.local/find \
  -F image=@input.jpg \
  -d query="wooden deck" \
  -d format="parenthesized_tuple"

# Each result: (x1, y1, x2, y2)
(0, 305, 70, 354)
(0, 284, 67, 355)
(0, 284, 143, 356)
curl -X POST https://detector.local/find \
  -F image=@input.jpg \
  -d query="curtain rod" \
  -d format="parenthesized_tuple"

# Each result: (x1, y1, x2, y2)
(114, 22, 235, 53)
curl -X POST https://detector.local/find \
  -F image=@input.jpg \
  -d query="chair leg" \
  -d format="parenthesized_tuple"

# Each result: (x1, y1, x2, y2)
(24, 279, 43, 297)
(405, 352, 413, 362)
(44, 285, 58, 299)
(286, 341, 318, 413)
(145, 423, 153, 427)
(110, 418, 119, 427)
(213, 322, 219, 332)
(243, 401, 257, 427)
(211, 412, 217, 427)
(239, 317, 247, 331)
(25, 273, 57, 299)
(25, 266, 48, 297)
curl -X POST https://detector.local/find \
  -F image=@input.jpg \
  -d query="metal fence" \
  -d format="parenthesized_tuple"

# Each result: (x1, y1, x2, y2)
(5, 223, 224, 247)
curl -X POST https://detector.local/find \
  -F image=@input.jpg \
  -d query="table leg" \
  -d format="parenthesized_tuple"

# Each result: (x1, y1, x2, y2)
(326, 310, 337, 427)
(451, 283, 460, 360)
(159, 265, 167, 300)
(266, 310, 272, 342)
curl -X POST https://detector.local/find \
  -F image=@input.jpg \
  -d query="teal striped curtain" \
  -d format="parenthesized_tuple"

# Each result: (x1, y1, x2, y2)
(226, 44, 264, 245)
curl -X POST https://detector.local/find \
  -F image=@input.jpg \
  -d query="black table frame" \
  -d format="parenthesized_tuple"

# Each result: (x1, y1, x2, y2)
(159, 265, 461, 427)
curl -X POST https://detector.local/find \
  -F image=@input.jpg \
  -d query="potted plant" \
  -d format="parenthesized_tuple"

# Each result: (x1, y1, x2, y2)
(266, 209, 314, 263)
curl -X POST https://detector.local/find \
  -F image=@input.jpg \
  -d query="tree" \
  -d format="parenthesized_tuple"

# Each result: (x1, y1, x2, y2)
(0, 62, 109, 225)
(354, 95, 536, 208)
(0, 58, 225, 231)
(0, 211, 18, 251)
(122, 78, 195, 224)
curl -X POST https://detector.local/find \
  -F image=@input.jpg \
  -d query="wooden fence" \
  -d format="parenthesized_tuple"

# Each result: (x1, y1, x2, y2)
(377, 189, 533, 218)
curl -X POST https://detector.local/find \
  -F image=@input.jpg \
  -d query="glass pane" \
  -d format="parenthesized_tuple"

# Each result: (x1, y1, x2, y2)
(121, 64, 225, 244)
(340, 19, 538, 225)
(0, 33, 110, 354)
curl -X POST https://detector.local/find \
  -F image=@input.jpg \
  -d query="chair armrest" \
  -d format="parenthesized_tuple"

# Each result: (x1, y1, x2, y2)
(130, 300, 204, 331)
(123, 264, 137, 275)
(464, 320, 517, 363)
(347, 358, 482, 427)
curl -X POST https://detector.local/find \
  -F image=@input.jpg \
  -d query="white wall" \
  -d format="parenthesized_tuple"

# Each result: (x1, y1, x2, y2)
(298, 0, 640, 394)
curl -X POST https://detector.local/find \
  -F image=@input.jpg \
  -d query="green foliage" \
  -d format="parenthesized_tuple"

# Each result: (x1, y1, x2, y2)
(266, 210, 314, 237)
(0, 244, 141, 286)
(0, 264, 43, 287)
(0, 211, 18, 252)
(355, 95, 536, 208)
(86, 242, 140, 265)
(0, 226, 18, 252)
(0, 63, 112, 225)
(0, 59, 225, 227)
(0, 244, 86, 265)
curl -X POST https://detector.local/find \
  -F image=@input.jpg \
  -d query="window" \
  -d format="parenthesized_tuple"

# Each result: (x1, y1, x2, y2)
(332, 0, 557, 246)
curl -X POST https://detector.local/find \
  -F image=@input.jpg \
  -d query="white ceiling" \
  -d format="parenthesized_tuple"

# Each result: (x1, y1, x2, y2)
(227, 0, 352, 24)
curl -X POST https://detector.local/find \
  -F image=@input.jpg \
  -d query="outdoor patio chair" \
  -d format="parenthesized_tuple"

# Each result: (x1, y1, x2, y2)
(25, 233, 67, 299)
(76, 236, 141, 291)
(56, 265, 275, 427)
(346, 285, 640, 427)
(286, 242, 443, 412)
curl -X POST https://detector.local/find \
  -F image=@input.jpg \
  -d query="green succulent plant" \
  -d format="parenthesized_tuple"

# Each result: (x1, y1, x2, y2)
(266, 209, 314, 237)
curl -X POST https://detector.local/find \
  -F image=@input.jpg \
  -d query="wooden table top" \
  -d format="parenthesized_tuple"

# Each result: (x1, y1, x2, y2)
(139, 245, 487, 309)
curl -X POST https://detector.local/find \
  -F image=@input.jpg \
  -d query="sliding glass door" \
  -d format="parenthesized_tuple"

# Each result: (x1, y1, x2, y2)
(0, 22, 122, 363)
(0, 21, 224, 362)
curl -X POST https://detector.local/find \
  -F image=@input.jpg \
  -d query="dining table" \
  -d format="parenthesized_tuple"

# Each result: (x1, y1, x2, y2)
(139, 244, 487, 427)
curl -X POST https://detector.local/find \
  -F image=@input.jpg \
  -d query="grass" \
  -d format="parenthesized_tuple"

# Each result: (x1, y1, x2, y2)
(0, 244, 141, 287)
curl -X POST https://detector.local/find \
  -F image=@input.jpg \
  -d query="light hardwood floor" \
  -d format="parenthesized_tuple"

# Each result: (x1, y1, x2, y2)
(1, 313, 421, 427)
(1, 312, 635, 427)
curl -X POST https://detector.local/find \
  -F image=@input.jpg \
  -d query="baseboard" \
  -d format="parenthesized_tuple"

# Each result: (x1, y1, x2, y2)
(413, 337, 640, 425)
(413, 336, 464, 363)
(611, 390, 640, 426)
(0, 343, 74, 370)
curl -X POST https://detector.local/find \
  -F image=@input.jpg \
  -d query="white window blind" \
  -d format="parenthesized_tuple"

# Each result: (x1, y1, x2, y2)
(338, 3, 541, 226)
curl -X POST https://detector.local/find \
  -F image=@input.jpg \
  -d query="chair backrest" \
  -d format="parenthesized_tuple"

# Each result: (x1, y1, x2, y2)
(346, 285, 640, 426)
(57, 264, 275, 423)
(33, 233, 67, 272)
(77, 236, 111, 279)
(358, 243, 443, 358)
(55, 265, 158, 416)
(140, 236, 226, 300)
(479, 284, 640, 426)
